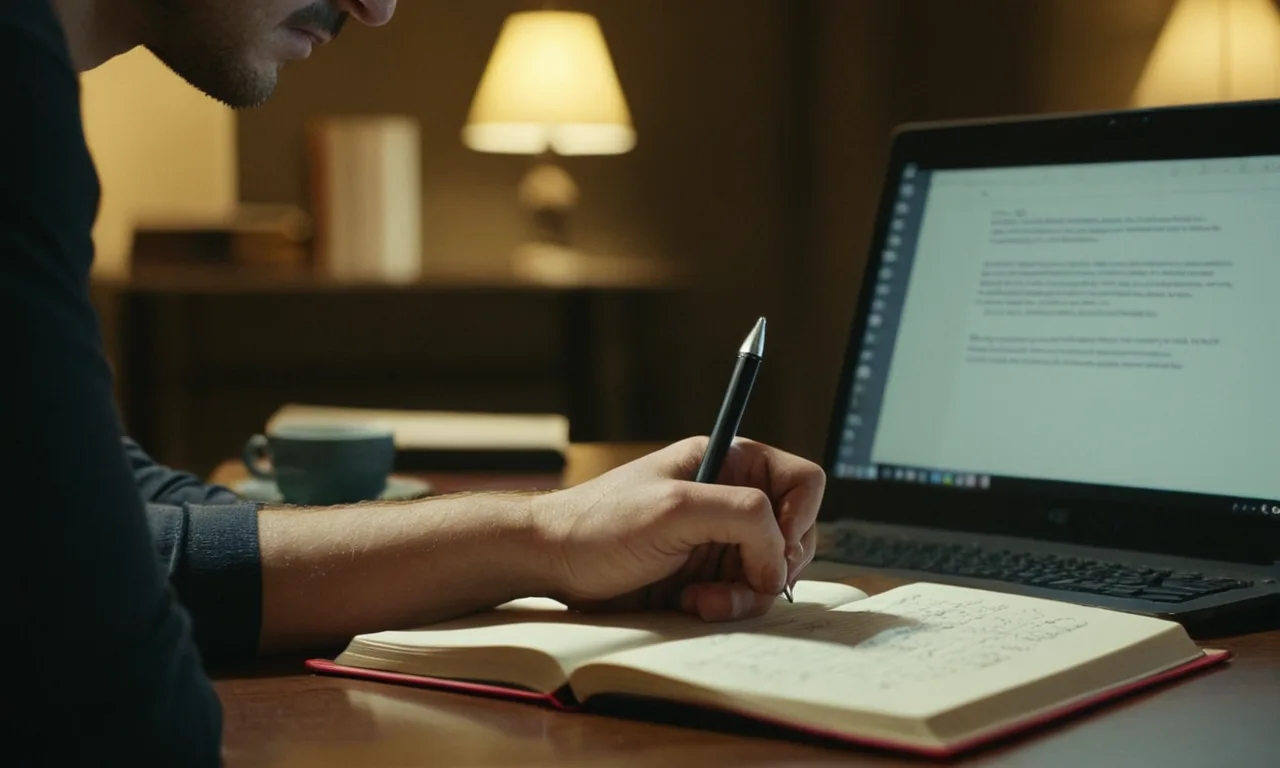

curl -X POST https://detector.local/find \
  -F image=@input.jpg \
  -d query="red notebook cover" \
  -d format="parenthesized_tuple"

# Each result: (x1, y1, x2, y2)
(306, 648, 1230, 758)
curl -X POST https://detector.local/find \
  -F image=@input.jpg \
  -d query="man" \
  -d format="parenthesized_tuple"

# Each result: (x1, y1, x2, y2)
(2, 1, 823, 764)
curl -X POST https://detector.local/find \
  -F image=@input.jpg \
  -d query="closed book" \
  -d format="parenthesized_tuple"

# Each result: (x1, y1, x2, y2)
(268, 404, 568, 472)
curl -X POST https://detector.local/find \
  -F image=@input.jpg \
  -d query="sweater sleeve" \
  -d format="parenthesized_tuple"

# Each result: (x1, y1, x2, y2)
(126, 437, 264, 660)
(124, 436, 244, 505)
(0, 1, 223, 764)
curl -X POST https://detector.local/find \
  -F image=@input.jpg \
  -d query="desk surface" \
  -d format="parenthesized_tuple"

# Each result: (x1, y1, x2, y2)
(212, 445, 1280, 767)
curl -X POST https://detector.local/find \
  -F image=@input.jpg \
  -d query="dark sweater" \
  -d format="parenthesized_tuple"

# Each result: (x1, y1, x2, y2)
(2, 1, 262, 764)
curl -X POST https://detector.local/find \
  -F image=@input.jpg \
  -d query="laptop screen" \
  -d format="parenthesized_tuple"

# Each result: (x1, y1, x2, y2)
(832, 154, 1280, 518)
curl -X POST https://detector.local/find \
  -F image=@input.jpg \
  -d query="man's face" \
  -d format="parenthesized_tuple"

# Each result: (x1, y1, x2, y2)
(144, 0, 397, 109)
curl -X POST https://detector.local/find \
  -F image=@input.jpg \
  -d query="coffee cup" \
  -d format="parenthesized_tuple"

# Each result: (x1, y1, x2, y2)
(242, 423, 396, 505)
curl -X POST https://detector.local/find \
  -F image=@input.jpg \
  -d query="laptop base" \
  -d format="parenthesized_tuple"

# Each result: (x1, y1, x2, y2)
(813, 521, 1280, 640)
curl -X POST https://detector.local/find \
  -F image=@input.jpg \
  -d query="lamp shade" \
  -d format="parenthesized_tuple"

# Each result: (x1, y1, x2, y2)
(1133, 0, 1280, 106)
(463, 11, 635, 156)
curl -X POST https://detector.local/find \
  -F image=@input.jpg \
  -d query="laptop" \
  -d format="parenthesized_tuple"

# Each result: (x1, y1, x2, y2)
(815, 100, 1280, 637)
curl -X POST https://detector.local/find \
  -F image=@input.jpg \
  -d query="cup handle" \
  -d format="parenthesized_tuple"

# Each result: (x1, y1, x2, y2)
(242, 434, 275, 480)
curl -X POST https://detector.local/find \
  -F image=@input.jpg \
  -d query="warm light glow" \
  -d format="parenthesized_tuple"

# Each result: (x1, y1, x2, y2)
(463, 11, 635, 156)
(1133, 0, 1280, 106)
(80, 48, 238, 275)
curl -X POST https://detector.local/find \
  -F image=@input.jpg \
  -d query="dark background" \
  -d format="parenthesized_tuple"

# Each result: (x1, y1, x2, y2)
(98, 1, 1179, 475)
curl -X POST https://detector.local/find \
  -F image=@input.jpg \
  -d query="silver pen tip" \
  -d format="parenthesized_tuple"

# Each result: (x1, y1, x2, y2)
(739, 317, 766, 358)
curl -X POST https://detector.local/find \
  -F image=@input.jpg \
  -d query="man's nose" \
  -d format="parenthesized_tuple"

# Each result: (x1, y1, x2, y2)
(338, 0, 396, 26)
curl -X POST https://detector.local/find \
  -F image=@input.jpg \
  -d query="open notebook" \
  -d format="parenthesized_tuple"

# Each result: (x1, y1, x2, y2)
(309, 581, 1227, 757)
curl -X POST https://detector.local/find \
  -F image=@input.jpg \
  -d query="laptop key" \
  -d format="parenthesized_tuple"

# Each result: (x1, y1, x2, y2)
(826, 533, 1255, 602)
(1141, 588, 1200, 599)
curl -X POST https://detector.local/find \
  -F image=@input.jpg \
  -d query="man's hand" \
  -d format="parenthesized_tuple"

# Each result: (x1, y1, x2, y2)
(532, 436, 824, 622)
(257, 436, 822, 652)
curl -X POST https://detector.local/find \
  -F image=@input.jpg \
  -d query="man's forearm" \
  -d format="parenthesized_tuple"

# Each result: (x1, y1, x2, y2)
(258, 492, 557, 653)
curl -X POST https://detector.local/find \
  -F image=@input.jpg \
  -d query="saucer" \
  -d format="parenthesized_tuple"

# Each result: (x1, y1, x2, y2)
(232, 476, 434, 505)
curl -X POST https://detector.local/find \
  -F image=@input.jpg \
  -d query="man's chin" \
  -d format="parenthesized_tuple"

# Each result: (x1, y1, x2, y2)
(144, 45, 279, 110)
(204, 78, 277, 110)
(206, 65, 279, 110)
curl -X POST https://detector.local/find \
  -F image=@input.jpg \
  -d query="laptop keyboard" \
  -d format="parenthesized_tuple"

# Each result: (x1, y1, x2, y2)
(826, 529, 1256, 603)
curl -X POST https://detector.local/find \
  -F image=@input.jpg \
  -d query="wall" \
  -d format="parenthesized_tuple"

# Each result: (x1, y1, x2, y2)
(81, 47, 238, 277)
(237, 0, 794, 446)
(72, 0, 1278, 476)
(233, 0, 1185, 459)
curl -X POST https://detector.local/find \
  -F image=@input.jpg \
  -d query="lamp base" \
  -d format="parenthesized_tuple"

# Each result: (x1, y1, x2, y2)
(518, 160, 579, 247)
(511, 241, 682, 287)
(510, 159, 675, 286)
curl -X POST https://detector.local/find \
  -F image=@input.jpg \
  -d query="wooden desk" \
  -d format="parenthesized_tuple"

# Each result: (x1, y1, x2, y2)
(211, 445, 1280, 767)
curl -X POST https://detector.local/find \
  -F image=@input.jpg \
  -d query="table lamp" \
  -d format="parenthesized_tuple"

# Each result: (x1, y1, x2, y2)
(463, 10, 635, 258)
(1133, 0, 1280, 106)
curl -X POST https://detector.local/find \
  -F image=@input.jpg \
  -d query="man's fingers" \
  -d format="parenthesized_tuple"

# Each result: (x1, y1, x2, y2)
(772, 463, 825, 546)
(679, 582, 774, 622)
(645, 437, 823, 596)
(671, 542, 719, 586)
(720, 545, 744, 584)
(787, 524, 818, 585)
(719, 438, 827, 547)
(661, 482, 786, 596)
(778, 477, 824, 543)
(646, 436, 714, 480)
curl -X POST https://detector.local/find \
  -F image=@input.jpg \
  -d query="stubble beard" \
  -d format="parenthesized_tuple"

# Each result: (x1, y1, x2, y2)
(141, 0, 279, 110)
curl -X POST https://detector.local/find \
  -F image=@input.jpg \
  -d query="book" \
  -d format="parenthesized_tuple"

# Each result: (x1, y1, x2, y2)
(308, 580, 1228, 757)
(306, 116, 423, 282)
(267, 403, 569, 472)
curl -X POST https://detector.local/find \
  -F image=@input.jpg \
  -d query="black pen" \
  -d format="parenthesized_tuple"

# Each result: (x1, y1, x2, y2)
(695, 317, 792, 603)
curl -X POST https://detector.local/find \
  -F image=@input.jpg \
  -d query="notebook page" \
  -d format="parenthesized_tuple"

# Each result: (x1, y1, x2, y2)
(585, 582, 1193, 719)
(348, 580, 866, 673)
(350, 599, 663, 671)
